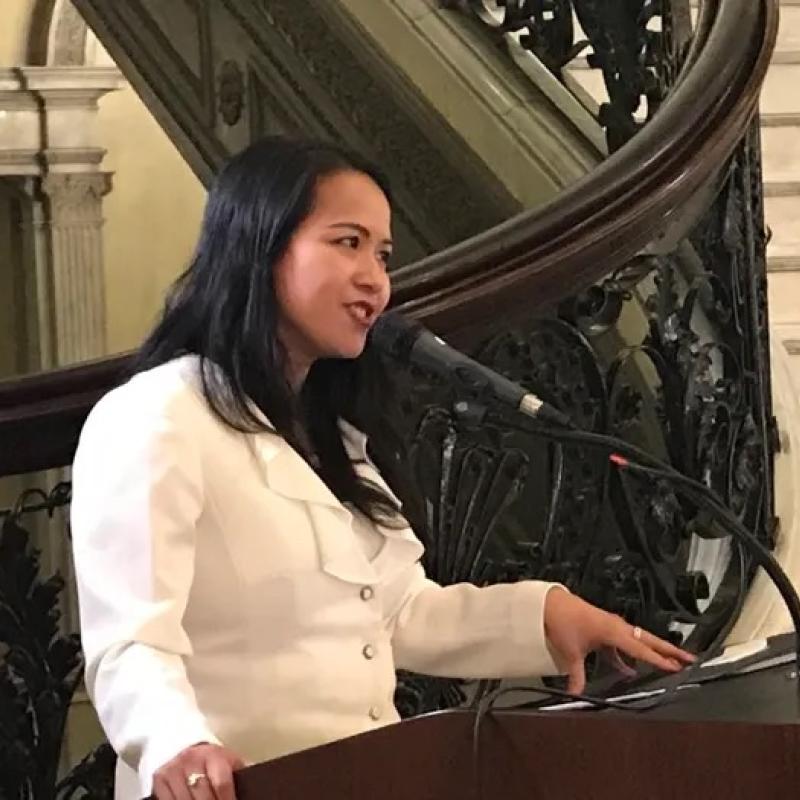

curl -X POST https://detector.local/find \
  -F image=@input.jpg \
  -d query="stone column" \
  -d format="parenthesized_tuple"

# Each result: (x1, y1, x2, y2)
(0, 65, 124, 367)
(41, 172, 112, 364)
(0, 66, 121, 657)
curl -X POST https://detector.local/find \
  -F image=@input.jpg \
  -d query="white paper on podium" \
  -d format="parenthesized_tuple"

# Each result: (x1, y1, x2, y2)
(538, 683, 700, 712)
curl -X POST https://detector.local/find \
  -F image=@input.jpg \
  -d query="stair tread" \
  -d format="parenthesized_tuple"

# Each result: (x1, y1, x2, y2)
(765, 182, 800, 197)
(773, 51, 800, 64)
(766, 195, 800, 255)
(774, 7, 800, 53)
(761, 125, 800, 183)
(761, 63, 800, 117)
(762, 112, 800, 126)
(768, 273, 800, 324)
(769, 256, 800, 273)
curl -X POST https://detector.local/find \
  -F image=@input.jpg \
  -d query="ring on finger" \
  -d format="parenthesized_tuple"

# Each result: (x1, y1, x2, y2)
(187, 773, 208, 789)
(632, 625, 643, 641)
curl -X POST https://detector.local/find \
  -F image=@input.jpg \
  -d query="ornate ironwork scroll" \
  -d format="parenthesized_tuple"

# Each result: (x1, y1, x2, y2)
(0, 483, 114, 800)
(380, 120, 774, 709)
(443, 0, 688, 151)
(376, 2, 776, 715)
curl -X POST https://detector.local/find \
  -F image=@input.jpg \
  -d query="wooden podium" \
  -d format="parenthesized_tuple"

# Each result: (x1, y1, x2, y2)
(233, 665, 800, 799)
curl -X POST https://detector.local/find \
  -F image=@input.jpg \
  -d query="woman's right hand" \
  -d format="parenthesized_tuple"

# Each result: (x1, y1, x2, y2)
(152, 742, 245, 800)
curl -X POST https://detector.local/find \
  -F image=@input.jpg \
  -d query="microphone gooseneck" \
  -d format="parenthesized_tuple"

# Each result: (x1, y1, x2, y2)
(371, 312, 572, 427)
(372, 311, 800, 682)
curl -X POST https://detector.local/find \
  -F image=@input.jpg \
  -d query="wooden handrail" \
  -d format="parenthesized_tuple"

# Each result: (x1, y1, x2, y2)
(0, 354, 130, 476)
(390, 0, 777, 333)
(0, 0, 778, 477)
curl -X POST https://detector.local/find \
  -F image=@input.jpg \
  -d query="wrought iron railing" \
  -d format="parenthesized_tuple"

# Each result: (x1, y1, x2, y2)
(380, 117, 777, 715)
(0, 0, 779, 793)
(443, 0, 692, 152)
(0, 483, 115, 798)
(384, 0, 778, 711)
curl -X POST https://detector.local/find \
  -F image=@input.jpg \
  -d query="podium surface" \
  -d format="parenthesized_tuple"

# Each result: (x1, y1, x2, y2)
(234, 664, 800, 799)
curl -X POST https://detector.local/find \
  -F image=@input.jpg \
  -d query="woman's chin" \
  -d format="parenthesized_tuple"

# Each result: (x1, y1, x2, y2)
(340, 343, 367, 359)
(323, 337, 368, 361)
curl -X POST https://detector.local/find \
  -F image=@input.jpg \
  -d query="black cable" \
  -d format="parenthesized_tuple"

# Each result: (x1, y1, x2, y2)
(469, 678, 702, 798)
(479, 408, 800, 675)
(469, 542, 752, 798)
(475, 542, 745, 715)
(463, 405, 753, 717)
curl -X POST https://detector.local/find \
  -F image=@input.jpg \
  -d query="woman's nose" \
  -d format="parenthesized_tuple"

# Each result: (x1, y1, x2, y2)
(354, 253, 388, 291)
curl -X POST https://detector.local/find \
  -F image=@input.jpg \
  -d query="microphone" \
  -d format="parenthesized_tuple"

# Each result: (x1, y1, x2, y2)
(371, 312, 572, 427)
(372, 315, 800, 682)
(371, 315, 800, 685)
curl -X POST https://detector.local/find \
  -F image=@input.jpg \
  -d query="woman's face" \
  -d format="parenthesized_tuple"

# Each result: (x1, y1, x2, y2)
(274, 169, 393, 387)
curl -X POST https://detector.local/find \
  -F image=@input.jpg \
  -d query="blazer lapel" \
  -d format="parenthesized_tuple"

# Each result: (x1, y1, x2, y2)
(340, 420, 422, 547)
(252, 434, 341, 509)
(341, 421, 426, 575)
(250, 432, 379, 585)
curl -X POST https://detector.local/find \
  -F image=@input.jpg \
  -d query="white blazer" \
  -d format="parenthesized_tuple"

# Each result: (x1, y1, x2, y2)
(70, 355, 561, 799)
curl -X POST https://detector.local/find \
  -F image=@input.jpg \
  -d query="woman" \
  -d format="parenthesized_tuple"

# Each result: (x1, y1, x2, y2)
(71, 137, 694, 800)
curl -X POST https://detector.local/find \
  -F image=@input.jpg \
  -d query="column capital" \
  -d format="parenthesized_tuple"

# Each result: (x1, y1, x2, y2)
(42, 172, 112, 216)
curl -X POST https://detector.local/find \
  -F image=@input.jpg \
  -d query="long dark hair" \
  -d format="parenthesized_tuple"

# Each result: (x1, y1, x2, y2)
(135, 136, 400, 525)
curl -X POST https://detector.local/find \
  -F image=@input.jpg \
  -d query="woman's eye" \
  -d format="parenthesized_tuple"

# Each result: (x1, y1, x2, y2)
(336, 236, 359, 249)
(378, 250, 392, 265)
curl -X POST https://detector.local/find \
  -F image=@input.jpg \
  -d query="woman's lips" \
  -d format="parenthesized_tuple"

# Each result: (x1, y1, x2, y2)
(345, 302, 375, 327)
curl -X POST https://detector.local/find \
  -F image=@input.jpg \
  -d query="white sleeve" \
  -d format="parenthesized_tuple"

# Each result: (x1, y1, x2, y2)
(387, 561, 565, 679)
(70, 387, 220, 788)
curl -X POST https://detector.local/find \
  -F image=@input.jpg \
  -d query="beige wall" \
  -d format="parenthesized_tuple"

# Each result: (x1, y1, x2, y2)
(0, 0, 33, 65)
(97, 84, 206, 354)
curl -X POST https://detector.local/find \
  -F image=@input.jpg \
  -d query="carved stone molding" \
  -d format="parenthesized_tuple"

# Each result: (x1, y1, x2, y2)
(19, 65, 125, 102)
(51, 0, 90, 66)
(44, 147, 106, 167)
(39, 172, 112, 365)
(337, 0, 603, 202)
(218, 59, 245, 126)
(0, 65, 119, 369)
(70, 0, 524, 262)
(241, 0, 518, 255)
(0, 67, 123, 177)
(42, 172, 111, 217)
(0, 151, 40, 173)
(0, 60, 119, 375)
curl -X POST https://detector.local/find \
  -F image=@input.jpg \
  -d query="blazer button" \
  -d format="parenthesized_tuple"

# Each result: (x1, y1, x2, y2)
(362, 644, 376, 660)
(360, 586, 374, 601)
(369, 706, 382, 721)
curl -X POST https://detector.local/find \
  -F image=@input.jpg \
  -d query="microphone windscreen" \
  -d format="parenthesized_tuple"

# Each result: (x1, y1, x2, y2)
(370, 312, 425, 363)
